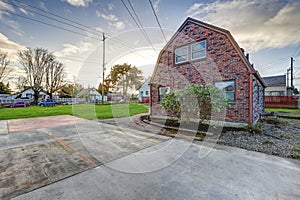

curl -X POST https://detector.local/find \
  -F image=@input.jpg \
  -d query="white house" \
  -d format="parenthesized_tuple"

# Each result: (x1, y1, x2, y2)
(12, 87, 48, 99)
(77, 88, 107, 103)
(138, 77, 151, 103)
(263, 75, 287, 96)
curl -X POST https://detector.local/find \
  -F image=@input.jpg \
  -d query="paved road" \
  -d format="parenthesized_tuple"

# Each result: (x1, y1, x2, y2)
(13, 140, 300, 200)
(1, 115, 300, 199)
(0, 115, 167, 199)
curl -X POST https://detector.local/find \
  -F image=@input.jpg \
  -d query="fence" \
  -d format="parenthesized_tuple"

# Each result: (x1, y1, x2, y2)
(0, 97, 102, 107)
(264, 96, 299, 109)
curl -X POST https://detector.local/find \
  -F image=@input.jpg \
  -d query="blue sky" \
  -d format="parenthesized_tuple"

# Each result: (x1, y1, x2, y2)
(0, 0, 300, 90)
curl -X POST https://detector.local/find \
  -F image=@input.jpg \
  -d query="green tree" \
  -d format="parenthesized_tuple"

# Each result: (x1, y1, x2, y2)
(107, 63, 143, 102)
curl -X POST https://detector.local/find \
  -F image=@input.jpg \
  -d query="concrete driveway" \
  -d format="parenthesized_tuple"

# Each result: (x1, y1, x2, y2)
(0, 115, 299, 199)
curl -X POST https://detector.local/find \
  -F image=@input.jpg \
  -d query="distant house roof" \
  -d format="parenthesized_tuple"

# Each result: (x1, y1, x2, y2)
(263, 75, 286, 87)
(137, 77, 151, 90)
(77, 88, 101, 97)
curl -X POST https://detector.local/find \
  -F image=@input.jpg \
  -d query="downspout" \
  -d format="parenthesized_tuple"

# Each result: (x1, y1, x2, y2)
(249, 73, 253, 125)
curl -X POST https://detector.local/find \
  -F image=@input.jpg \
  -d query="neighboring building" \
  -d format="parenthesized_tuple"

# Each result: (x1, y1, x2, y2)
(77, 88, 107, 103)
(150, 17, 265, 125)
(138, 77, 151, 103)
(263, 75, 287, 96)
(12, 87, 48, 100)
(107, 93, 123, 102)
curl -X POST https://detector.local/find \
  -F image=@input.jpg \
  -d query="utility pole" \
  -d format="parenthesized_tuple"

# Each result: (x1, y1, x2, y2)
(291, 57, 295, 89)
(287, 68, 290, 87)
(102, 33, 106, 104)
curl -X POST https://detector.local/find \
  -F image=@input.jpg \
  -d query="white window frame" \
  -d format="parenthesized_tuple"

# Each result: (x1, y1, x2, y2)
(191, 40, 206, 60)
(175, 46, 188, 64)
(159, 86, 170, 102)
(174, 40, 206, 64)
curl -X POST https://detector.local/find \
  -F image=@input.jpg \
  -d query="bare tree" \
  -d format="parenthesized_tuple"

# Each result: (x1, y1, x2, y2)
(15, 76, 28, 91)
(45, 60, 65, 99)
(19, 47, 53, 104)
(0, 50, 12, 83)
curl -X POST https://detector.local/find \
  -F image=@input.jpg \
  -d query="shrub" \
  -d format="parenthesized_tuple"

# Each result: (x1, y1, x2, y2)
(161, 84, 229, 122)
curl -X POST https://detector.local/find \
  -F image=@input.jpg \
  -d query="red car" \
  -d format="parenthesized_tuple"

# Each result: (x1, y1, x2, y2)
(6, 102, 30, 108)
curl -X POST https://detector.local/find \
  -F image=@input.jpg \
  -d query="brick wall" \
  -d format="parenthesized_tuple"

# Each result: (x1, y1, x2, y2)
(151, 21, 254, 124)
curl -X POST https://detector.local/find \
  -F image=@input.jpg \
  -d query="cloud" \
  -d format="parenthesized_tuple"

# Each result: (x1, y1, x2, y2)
(186, 0, 300, 52)
(96, 11, 125, 32)
(152, 0, 160, 12)
(57, 41, 93, 56)
(63, 0, 92, 7)
(0, 1, 15, 19)
(108, 3, 114, 11)
(19, 8, 29, 15)
(96, 11, 118, 22)
(0, 33, 26, 61)
(39, 1, 48, 11)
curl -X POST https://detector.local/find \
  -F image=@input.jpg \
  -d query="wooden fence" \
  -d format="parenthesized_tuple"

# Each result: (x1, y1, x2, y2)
(265, 96, 299, 109)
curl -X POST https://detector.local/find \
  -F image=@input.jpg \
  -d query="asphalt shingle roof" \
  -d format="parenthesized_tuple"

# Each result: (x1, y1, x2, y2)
(263, 75, 286, 87)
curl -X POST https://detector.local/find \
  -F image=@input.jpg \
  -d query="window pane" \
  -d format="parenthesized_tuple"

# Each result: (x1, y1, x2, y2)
(175, 46, 188, 63)
(191, 41, 205, 51)
(191, 41, 206, 60)
(192, 51, 205, 59)
(215, 81, 235, 101)
(176, 55, 188, 63)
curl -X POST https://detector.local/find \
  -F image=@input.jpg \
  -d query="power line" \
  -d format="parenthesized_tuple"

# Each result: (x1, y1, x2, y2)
(12, 0, 102, 35)
(3, 1, 100, 38)
(2, 1, 158, 63)
(148, 0, 167, 43)
(0, 8, 100, 41)
(120, 0, 157, 54)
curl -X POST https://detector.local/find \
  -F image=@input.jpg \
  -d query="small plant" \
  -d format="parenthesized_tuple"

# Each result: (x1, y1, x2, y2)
(262, 140, 273, 145)
(245, 123, 262, 134)
(294, 147, 300, 159)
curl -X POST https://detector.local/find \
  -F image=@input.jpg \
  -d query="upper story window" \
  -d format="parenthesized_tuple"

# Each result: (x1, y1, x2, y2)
(174, 40, 206, 64)
(214, 80, 235, 102)
(191, 41, 206, 60)
(175, 46, 188, 63)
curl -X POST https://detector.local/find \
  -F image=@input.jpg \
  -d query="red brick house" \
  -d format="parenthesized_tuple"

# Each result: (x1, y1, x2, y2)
(150, 17, 265, 125)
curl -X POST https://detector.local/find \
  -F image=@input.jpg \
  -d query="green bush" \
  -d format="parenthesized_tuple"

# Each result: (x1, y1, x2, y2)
(161, 84, 229, 122)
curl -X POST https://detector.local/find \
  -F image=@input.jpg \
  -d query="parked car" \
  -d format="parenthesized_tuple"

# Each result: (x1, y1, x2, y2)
(63, 101, 79, 105)
(6, 102, 30, 108)
(38, 100, 60, 107)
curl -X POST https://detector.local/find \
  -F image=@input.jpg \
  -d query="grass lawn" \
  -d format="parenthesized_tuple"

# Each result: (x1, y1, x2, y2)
(0, 104, 148, 120)
(265, 108, 300, 113)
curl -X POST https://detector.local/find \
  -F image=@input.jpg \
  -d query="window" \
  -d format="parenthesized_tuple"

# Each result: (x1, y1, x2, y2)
(145, 91, 149, 95)
(175, 46, 188, 63)
(174, 40, 206, 64)
(215, 81, 235, 101)
(159, 86, 170, 102)
(191, 40, 206, 60)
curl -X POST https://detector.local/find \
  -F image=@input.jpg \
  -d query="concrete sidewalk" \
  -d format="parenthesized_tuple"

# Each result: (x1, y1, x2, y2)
(13, 140, 300, 200)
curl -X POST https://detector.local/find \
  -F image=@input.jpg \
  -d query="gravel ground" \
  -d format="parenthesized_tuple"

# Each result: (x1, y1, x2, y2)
(215, 116, 300, 159)
(100, 114, 300, 160)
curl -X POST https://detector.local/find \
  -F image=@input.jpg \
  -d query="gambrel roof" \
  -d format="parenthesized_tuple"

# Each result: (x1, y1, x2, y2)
(151, 17, 265, 87)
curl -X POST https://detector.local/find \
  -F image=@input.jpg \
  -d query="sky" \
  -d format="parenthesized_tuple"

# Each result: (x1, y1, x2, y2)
(0, 0, 300, 91)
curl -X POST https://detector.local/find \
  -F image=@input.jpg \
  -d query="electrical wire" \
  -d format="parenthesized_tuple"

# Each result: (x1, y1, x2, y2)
(3, 0, 157, 61)
(148, 0, 167, 43)
(0, 8, 100, 41)
(120, 0, 157, 54)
